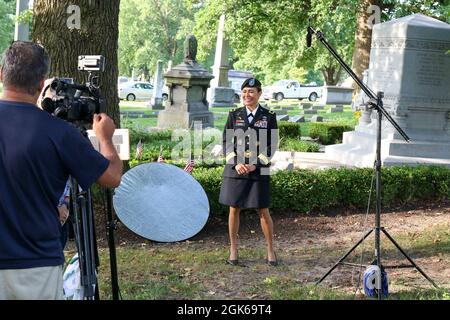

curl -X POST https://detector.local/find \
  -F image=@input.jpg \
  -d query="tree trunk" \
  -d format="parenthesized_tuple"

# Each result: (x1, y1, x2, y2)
(322, 65, 342, 85)
(32, 0, 121, 125)
(351, 0, 380, 90)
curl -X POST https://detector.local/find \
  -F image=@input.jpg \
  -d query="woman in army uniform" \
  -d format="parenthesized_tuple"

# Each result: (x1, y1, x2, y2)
(219, 78, 279, 266)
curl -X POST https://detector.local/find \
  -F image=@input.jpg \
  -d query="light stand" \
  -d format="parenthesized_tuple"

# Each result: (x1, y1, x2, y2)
(105, 187, 120, 300)
(308, 26, 439, 299)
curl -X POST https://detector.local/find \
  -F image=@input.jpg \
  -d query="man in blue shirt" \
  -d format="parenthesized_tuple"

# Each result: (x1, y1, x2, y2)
(0, 41, 123, 299)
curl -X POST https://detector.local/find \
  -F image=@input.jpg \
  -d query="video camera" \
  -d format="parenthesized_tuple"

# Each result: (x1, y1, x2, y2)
(41, 55, 106, 125)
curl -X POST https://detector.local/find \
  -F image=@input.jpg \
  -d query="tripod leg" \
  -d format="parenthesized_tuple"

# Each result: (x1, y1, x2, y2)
(106, 188, 120, 300)
(381, 229, 439, 288)
(316, 229, 374, 285)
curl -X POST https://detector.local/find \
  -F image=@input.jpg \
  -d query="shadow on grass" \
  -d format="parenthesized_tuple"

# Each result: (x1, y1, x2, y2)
(387, 288, 450, 300)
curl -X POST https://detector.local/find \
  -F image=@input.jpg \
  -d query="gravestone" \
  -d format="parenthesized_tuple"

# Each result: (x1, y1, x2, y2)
(150, 60, 164, 110)
(312, 104, 325, 110)
(209, 14, 235, 107)
(328, 105, 344, 113)
(326, 14, 450, 167)
(321, 86, 353, 105)
(273, 109, 288, 115)
(311, 115, 323, 122)
(289, 115, 305, 123)
(352, 69, 370, 112)
(276, 115, 289, 121)
(158, 35, 214, 129)
(301, 102, 312, 109)
(302, 109, 318, 115)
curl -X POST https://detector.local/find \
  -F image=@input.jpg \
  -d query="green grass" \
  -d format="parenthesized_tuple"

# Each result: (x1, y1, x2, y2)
(119, 101, 147, 108)
(119, 101, 357, 137)
(279, 138, 320, 152)
(0, 88, 356, 137)
(65, 221, 450, 300)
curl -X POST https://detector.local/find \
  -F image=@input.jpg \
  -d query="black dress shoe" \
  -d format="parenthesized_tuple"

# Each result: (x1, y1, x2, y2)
(266, 253, 278, 266)
(267, 259, 278, 266)
(226, 259, 239, 266)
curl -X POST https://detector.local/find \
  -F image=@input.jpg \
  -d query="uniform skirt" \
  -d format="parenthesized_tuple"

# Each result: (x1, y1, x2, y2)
(219, 177, 270, 209)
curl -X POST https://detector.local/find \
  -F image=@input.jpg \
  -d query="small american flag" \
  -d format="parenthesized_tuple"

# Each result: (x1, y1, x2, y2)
(135, 139, 143, 160)
(157, 145, 165, 163)
(183, 156, 195, 174)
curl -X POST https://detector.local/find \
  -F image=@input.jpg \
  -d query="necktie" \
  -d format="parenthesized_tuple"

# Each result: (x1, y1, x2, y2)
(248, 113, 254, 123)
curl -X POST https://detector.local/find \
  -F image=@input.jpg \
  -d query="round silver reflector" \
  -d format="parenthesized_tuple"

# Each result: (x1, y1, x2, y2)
(113, 163, 209, 242)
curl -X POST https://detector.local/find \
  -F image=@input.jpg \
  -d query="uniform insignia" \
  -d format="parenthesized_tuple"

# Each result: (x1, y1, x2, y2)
(235, 119, 245, 127)
(254, 120, 268, 128)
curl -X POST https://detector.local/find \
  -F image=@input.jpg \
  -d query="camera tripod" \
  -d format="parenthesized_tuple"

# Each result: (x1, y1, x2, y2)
(307, 26, 439, 299)
(67, 126, 120, 300)
(69, 178, 98, 300)
(69, 179, 120, 300)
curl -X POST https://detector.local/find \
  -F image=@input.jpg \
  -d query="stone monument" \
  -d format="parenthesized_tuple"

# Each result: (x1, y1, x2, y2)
(326, 14, 450, 167)
(208, 14, 235, 107)
(150, 60, 164, 110)
(157, 35, 214, 129)
(15, 0, 30, 41)
(321, 86, 354, 105)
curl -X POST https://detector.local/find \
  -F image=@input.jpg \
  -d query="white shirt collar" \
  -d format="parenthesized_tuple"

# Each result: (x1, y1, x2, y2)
(246, 105, 259, 116)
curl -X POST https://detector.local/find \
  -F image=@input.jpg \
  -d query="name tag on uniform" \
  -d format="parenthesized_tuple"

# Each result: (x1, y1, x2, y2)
(235, 119, 245, 127)
(254, 120, 268, 128)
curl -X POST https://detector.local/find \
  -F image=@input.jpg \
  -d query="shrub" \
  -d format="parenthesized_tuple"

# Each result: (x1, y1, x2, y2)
(279, 138, 320, 152)
(192, 167, 224, 214)
(278, 122, 301, 139)
(192, 165, 450, 215)
(128, 127, 172, 145)
(309, 123, 353, 145)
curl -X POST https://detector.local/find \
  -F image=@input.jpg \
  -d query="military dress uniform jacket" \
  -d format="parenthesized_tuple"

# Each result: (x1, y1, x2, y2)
(222, 105, 278, 181)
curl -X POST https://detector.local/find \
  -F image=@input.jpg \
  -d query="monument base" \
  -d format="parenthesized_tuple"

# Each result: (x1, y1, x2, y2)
(321, 86, 354, 105)
(157, 108, 214, 129)
(209, 87, 236, 107)
(150, 97, 164, 110)
(325, 129, 450, 168)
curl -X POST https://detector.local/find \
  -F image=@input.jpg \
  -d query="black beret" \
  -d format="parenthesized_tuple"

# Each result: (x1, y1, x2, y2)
(241, 77, 262, 90)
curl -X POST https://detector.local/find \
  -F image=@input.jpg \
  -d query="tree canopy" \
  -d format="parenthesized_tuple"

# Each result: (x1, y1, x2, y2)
(193, 0, 357, 85)
(192, 0, 450, 85)
(0, 0, 15, 54)
(118, 0, 198, 78)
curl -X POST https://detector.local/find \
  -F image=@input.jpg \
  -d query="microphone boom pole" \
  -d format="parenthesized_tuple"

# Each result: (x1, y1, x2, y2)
(308, 26, 438, 300)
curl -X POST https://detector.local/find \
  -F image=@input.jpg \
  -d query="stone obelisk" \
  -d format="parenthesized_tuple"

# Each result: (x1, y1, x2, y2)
(208, 14, 235, 107)
(157, 35, 214, 129)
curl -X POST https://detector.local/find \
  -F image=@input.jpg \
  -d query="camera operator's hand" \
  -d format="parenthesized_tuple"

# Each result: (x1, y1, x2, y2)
(93, 113, 115, 142)
(93, 113, 123, 188)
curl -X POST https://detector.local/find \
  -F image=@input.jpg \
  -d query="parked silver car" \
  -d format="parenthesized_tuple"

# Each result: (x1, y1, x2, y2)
(118, 81, 153, 101)
(119, 81, 170, 101)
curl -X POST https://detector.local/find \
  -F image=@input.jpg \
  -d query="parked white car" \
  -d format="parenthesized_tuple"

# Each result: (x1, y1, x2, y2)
(263, 80, 323, 102)
(119, 81, 170, 101)
(119, 81, 153, 101)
